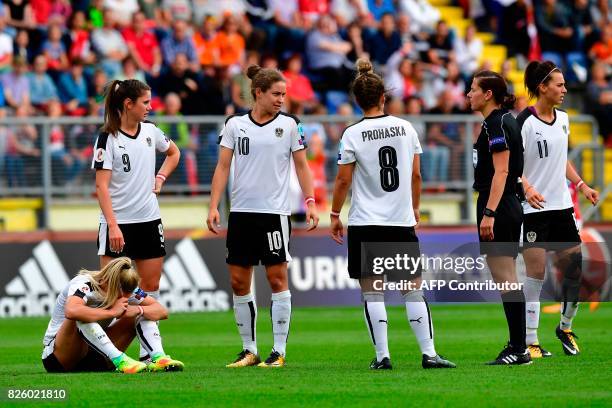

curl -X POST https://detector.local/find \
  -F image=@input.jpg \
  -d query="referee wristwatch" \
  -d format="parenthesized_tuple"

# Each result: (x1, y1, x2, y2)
(483, 208, 497, 218)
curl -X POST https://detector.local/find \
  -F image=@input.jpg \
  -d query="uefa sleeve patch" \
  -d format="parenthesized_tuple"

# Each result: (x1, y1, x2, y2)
(133, 288, 147, 300)
(94, 148, 105, 162)
(488, 136, 506, 149)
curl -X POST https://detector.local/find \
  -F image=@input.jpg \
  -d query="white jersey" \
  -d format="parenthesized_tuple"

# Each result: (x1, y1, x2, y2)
(517, 107, 573, 214)
(338, 114, 423, 226)
(219, 111, 306, 215)
(92, 122, 171, 224)
(42, 274, 147, 353)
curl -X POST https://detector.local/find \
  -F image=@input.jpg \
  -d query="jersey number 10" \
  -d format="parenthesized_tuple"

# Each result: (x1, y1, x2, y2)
(378, 146, 399, 192)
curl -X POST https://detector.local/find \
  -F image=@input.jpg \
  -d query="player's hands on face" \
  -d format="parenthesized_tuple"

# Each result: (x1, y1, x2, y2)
(480, 216, 494, 241)
(581, 184, 599, 206)
(206, 208, 221, 234)
(110, 297, 129, 318)
(526, 187, 545, 210)
(108, 224, 125, 253)
(305, 203, 319, 231)
(330, 216, 344, 244)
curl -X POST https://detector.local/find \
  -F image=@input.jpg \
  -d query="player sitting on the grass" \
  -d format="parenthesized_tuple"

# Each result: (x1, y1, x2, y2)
(41, 257, 184, 373)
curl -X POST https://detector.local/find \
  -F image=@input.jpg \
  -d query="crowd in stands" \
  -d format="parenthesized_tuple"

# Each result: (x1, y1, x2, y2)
(0, 0, 610, 192)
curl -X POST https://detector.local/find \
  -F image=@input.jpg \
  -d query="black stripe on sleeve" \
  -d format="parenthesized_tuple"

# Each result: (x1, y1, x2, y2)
(93, 132, 110, 169)
(73, 290, 87, 299)
(516, 108, 533, 130)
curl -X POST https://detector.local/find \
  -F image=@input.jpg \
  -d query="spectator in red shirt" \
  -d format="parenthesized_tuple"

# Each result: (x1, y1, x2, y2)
(66, 10, 96, 65)
(283, 53, 318, 114)
(122, 11, 162, 78)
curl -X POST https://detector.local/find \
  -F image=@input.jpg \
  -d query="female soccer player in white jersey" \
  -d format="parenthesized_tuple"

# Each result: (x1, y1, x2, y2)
(468, 71, 531, 365)
(207, 64, 319, 368)
(330, 58, 455, 370)
(42, 257, 183, 373)
(518, 61, 599, 358)
(92, 79, 180, 362)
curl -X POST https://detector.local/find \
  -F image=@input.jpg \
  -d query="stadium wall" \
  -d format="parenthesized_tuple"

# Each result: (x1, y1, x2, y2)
(0, 227, 609, 317)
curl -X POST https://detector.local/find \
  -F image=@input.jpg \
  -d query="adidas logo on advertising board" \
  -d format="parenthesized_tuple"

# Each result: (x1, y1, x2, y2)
(159, 238, 229, 312)
(0, 238, 229, 317)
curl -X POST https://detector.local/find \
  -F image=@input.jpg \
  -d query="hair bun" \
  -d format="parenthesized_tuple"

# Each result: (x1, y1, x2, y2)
(246, 64, 262, 80)
(356, 58, 373, 75)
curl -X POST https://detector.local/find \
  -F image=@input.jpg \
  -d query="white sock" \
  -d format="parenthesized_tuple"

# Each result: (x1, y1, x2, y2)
(523, 277, 544, 345)
(271, 290, 291, 356)
(363, 292, 389, 362)
(404, 290, 436, 357)
(76, 321, 122, 360)
(140, 290, 160, 360)
(135, 316, 165, 357)
(560, 302, 579, 330)
(233, 293, 257, 355)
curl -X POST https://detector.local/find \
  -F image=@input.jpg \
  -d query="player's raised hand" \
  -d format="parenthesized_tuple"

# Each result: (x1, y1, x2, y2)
(108, 224, 125, 253)
(526, 187, 545, 210)
(207, 208, 221, 234)
(330, 216, 344, 244)
(305, 203, 319, 231)
(109, 297, 129, 317)
(580, 184, 599, 206)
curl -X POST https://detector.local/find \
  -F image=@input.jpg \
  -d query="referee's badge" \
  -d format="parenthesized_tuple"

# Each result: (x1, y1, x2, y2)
(146, 136, 152, 146)
(275, 128, 284, 138)
(526, 231, 537, 243)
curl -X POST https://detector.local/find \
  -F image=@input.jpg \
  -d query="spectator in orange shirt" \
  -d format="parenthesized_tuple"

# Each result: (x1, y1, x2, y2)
(215, 14, 245, 73)
(282, 53, 318, 114)
(193, 15, 219, 68)
(589, 23, 612, 64)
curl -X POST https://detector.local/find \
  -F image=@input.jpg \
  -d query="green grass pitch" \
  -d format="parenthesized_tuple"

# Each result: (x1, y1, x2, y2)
(1, 303, 611, 407)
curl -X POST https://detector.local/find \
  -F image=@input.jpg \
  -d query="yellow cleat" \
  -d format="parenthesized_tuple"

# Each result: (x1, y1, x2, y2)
(115, 354, 147, 374)
(528, 343, 552, 358)
(226, 350, 261, 368)
(147, 355, 185, 372)
(258, 350, 285, 368)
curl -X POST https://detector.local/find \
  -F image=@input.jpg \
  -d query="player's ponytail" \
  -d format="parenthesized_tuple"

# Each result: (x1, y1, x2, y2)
(524, 60, 559, 100)
(102, 79, 151, 135)
(352, 58, 386, 111)
(80, 257, 140, 309)
(247, 64, 285, 101)
(473, 70, 515, 110)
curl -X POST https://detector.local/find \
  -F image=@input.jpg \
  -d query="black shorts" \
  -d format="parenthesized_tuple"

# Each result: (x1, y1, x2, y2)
(347, 225, 421, 281)
(523, 208, 581, 250)
(476, 192, 523, 257)
(42, 349, 112, 373)
(97, 219, 166, 259)
(226, 212, 292, 266)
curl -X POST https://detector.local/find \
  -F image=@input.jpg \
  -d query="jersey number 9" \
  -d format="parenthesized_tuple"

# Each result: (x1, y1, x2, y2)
(122, 154, 131, 172)
(378, 146, 399, 192)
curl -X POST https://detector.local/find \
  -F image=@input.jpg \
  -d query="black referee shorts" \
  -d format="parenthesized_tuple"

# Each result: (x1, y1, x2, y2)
(476, 192, 523, 258)
(523, 208, 581, 251)
(97, 219, 166, 259)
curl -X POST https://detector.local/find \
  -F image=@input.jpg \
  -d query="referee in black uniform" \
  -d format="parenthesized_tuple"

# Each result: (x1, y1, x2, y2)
(467, 70, 531, 365)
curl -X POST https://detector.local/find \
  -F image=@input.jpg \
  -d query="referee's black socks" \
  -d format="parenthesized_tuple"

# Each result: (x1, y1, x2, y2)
(501, 290, 527, 352)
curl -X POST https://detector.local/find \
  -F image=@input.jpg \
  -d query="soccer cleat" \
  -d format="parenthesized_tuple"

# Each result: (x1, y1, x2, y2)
(147, 354, 185, 372)
(556, 325, 580, 355)
(422, 354, 456, 369)
(486, 343, 532, 366)
(369, 357, 392, 370)
(114, 354, 147, 374)
(258, 350, 285, 368)
(528, 343, 552, 358)
(226, 350, 261, 368)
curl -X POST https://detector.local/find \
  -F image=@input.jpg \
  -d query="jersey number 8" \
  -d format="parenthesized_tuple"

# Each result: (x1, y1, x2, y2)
(378, 146, 399, 192)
